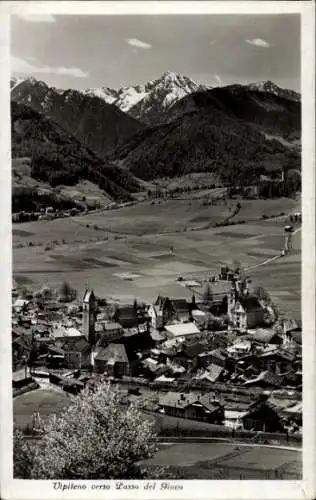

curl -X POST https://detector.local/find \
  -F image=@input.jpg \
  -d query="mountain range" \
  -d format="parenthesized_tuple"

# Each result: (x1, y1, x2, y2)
(11, 100, 140, 206)
(11, 76, 144, 158)
(11, 72, 301, 202)
(109, 83, 301, 182)
(84, 71, 208, 125)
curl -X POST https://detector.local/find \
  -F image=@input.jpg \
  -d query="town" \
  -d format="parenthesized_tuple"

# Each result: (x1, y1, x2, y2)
(12, 256, 302, 441)
(7, 7, 311, 487)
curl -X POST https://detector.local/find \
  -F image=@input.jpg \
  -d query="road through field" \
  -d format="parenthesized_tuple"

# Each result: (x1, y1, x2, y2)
(246, 226, 301, 272)
(158, 438, 301, 452)
(13, 199, 301, 316)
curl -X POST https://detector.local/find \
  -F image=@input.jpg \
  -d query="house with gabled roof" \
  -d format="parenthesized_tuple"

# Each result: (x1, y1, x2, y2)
(158, 391, 224, 424)
(258, 348, 295, 374)
(228, 293, 265, 332)
(60, 336, 91, 369)
(93, 343, 129, 377)
(241, 396, 284, 432)
(148, 295, 191, 329)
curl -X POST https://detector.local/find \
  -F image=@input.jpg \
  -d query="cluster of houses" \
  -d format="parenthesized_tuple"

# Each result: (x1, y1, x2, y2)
(12, 200, 138, 224)
(12, 265, 302, 432)
(12, 206, 84, 223)
(156, 390, 295, 433)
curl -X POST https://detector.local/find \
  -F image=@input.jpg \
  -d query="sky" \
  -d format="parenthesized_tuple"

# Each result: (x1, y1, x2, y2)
(11, 14, 300, 91)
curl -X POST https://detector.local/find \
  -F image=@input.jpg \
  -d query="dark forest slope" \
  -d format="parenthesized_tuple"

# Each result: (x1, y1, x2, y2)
(11, 101, 140, 202)
(110, 85, 301, 185)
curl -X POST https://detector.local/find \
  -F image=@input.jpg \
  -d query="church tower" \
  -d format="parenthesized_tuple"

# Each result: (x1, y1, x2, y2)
(82, 289, 97, 345)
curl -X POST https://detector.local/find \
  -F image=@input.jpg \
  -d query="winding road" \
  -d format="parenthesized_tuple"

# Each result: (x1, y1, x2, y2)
(245, 225, 301, 272)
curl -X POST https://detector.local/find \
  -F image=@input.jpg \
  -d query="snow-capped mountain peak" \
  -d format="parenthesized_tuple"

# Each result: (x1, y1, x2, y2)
(248, 80, 300, 102)
(84, 72, 209, 124)
(10, 71, 208, 125)
(10, 74, 41, 91)
(83, 86, 118, 104)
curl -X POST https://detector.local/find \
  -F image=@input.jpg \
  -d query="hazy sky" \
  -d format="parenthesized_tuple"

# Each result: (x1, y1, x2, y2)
(11, 14, 300, 91)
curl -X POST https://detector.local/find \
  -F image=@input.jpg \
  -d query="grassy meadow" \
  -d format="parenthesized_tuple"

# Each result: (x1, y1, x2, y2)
(13, 197, 301, 318)
(142, 442, 301, 479)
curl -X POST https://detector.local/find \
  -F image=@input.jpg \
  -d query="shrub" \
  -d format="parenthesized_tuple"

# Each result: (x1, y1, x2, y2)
(14, 382, 158, 479)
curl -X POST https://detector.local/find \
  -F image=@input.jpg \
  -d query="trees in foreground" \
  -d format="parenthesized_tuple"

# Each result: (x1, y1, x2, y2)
(14, 382, 159, 479)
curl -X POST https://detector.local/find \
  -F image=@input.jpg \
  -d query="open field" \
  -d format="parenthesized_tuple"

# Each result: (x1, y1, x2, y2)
(13, 158, 112, 207)
(13, 198, 301, 318)
(13, 388, 73, 429)
(142, 442, 302, 479)
(14, 388, 301, 479)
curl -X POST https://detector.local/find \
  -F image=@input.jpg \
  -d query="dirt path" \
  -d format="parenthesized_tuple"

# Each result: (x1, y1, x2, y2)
(245, 226, 301, 272)
(158, 438, 301, 452)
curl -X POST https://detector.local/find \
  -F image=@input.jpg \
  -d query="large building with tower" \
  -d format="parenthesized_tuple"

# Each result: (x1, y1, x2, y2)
(82, 289, 97, 346)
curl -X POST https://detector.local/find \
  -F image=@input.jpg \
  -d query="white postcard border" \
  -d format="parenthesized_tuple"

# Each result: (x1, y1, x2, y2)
(0, 2, 315, 499)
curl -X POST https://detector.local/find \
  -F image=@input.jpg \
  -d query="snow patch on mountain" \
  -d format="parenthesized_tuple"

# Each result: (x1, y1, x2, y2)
(10, 76, 25, 92)
(81, 71, 209, 123)
(115, 86, 147, 112)
(248, 81, 300, 102)
(84, 87, 117, 104)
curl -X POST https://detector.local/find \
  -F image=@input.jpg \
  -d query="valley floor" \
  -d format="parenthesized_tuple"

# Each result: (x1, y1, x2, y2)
(13, 197, 301, 319)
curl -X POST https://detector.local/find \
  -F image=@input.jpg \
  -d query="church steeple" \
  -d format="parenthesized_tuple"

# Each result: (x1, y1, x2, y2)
(82, 289, 97, 345)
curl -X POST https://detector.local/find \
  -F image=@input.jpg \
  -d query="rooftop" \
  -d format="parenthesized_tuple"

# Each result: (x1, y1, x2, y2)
(210, 280, 233, 297)
(51, 324, 82, 339)
(239, 296, 263, 312)
(61, 337, 90, 353)
(83, 289, 95, 304)
(170, 299, 191, 312)
(165, 322, 200, 337)
(159, 391, 198, 409)
(159, 391, 221, 412)
(101, 322, 123, 331)
(95, 343, 128, 363)
(205, 363, 224, 382)
(244, 370, 282, 387)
